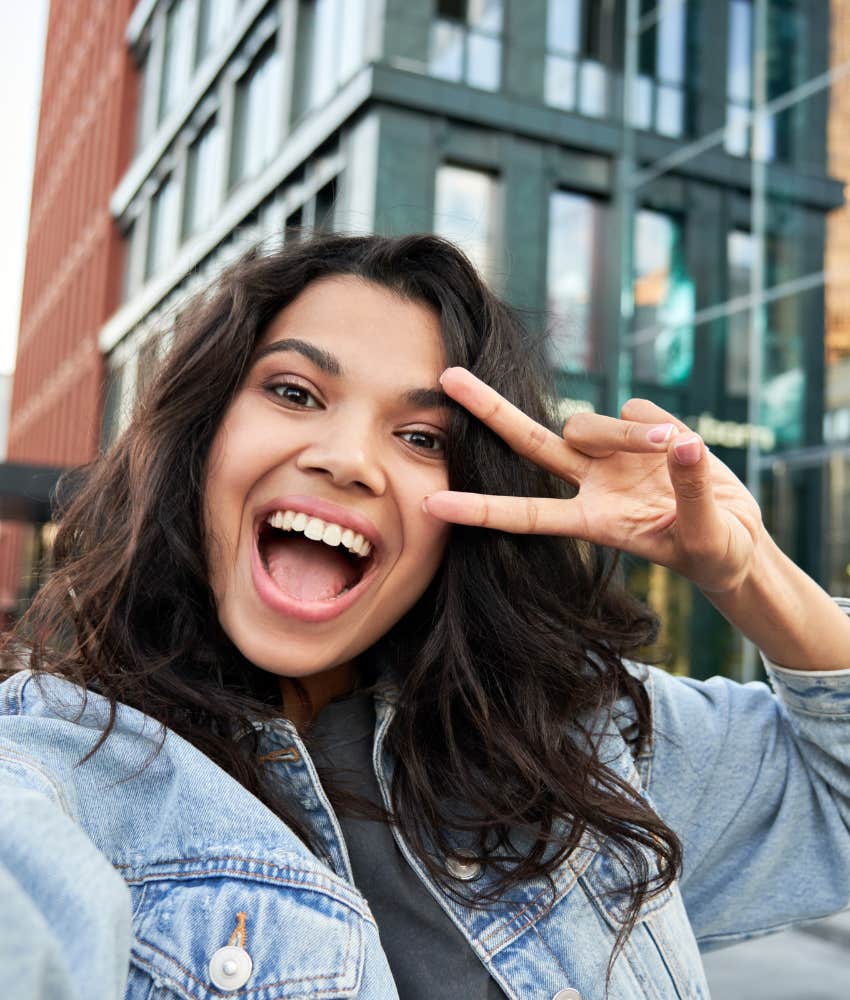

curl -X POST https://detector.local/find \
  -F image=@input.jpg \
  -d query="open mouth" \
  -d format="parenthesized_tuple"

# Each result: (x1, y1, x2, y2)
(256, 518, 375, 603)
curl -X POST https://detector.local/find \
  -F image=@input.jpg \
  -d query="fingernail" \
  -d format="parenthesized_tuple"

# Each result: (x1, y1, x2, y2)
(673, 435, 702, 465)
(421, 495, 431, 512)
(646, 423, 675, 444)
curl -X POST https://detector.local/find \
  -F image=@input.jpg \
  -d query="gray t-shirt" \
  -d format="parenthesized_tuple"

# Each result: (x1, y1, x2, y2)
(307, 692, 504, 1000)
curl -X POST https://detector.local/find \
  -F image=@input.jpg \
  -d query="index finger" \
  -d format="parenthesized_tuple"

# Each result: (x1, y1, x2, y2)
(439, 367, 588, 483)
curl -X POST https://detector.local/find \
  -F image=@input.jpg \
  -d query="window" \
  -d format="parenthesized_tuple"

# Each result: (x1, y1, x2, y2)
(184, 117, 224, 237)
(547, 190, 605, 372)
(726, 230, 753, 396)
(299, 0, 367, 113)
(544, 0, 615, 117)
(631, 211, 694, 387)
(429, 0, 502, 92)
(433, 165, 499, 279)
(197, 0, 238, 64)
(158, 0, 194, 123)
(725, 0, 806, 159)
(726, 225, 805, 445)
(231, 42, 281, 184)
(630, 0, 687, 137)
(146, 176, 181, 279)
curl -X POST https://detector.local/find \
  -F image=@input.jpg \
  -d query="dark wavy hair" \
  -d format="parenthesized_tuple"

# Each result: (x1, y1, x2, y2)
(7, 232, 681, 975)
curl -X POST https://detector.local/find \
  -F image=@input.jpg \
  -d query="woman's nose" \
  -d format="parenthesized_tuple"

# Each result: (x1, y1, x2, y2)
(294, 416, 387, 495)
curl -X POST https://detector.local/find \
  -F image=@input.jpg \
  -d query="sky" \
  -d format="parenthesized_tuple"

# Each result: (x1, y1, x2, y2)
(0, 1, 49, 377)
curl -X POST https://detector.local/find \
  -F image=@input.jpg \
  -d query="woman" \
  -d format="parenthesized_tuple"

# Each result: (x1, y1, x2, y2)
(1, 232, 848, 1000)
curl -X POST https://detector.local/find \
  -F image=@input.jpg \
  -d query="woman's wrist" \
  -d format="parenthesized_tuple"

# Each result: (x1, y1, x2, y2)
(703, 529, 850, 672)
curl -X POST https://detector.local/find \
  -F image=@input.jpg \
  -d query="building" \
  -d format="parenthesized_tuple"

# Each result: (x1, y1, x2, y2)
(7, 0, 848, 679)
(2, 0, 137, 613)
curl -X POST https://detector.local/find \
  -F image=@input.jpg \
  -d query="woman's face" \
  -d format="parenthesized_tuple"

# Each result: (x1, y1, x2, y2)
(204, 276, 451, 698)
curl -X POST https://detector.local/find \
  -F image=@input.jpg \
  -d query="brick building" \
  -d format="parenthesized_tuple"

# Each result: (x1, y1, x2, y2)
(1, 0, 137, 611)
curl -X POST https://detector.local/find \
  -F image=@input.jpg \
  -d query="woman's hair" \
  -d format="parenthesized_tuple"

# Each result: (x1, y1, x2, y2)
(7, 233, 680, 972)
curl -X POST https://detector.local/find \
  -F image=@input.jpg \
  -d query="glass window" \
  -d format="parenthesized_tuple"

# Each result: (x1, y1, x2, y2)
(429, 0, 502, 92)
(159, 0, 194, 123)
(726, 0, 806, 159)
(300, 0, 367, 113)
(197, 0, 238, 64)
(631, 211, 695, 388)
(146, 176, 180, 279)
(629, 0, 687, 137)
(231, 42, 281, 184)
(726, 230, 753, 396)
(547, 190, 605, 373)
(545, 0, 614, 118)
(433, 165, 499, 279)
(183, 117, 224, 237)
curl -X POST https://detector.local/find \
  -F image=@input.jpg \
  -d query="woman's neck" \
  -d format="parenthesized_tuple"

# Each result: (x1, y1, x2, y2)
(278, 659, 357, 729)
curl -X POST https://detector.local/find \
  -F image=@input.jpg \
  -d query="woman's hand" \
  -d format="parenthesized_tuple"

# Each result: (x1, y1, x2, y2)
(424, 367, 766, 596)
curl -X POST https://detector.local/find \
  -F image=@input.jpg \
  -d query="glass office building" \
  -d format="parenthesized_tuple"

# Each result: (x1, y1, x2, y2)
(104, 0, 850, 679)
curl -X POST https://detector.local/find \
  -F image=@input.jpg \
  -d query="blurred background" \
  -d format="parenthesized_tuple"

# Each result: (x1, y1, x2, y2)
(2, 1, 850, 993)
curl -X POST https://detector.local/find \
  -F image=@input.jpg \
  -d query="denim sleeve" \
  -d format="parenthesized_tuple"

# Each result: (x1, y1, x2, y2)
(0, 745, 132, 1000)
(637, 604, 850, 950)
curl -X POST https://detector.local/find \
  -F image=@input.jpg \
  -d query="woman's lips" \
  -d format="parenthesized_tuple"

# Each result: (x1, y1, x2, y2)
(249, 530, 379, 623)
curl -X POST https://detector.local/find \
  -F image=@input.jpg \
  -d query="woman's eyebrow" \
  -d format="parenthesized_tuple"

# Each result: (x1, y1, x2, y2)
(253, 338, 342, 375)
(253, 338, 450, 409)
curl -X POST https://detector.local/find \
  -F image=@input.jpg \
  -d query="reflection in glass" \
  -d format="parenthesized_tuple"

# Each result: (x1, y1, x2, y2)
(429, 0, 502, 91)
(146, 176, 180, 280)
(632, 211, 694, 387)
(184, 117, 224, 237)
(545, 0, 612, 117)
(467, 32, 501, 90)
(630, 0, 686, 136)
(302, 0, 367, 111)
(726, 231, 753, 397)
(430, 20, 465, 80)
(434, 165, 498, 280)
(547, 191, 604, 373)
(231, 43, 281, 184)
(159, 0, 194, 123)
(197, 0, 238, 64)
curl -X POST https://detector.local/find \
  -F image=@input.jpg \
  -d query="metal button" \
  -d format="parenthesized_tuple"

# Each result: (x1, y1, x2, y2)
(446, 850, 482, 881)
(552, 990, 582, 1000)
(208, 945, 253, 990)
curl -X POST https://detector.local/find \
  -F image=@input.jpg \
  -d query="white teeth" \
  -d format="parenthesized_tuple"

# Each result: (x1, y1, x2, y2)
(322, 523, 342, 546)
(304, 517, 324, 540)
(264, 509, 373, 558)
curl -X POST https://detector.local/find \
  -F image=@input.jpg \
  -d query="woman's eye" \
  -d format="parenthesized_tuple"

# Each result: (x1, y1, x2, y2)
(400, 430, 447, 454)
(269, 383, 321, 408)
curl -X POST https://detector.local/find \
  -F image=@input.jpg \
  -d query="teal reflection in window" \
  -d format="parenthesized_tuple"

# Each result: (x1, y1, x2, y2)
(632, 211, 694, 387)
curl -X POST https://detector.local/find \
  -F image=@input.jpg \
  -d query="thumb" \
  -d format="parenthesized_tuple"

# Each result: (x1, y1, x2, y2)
(666, 433, 724, 547)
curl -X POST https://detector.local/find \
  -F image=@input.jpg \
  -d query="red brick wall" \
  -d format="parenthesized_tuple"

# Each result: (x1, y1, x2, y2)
(1, 0, 138, 610)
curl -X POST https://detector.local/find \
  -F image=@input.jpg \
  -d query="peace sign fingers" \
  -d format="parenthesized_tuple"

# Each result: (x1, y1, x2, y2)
(439, 368, 679, 472)
(439, 367, 589, 484)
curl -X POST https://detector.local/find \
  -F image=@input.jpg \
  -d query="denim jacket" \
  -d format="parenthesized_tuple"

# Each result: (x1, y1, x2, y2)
(2, 602, 850, 1000)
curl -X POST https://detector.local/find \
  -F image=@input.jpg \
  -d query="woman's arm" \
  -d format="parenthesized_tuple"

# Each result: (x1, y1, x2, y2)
(425, 368, 850, 671)
(0, 749, 133, 1000)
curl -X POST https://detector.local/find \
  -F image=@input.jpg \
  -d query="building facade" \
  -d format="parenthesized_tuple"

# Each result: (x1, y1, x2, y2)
(9, 0, 850, 679)
(4, 0, 138, 611)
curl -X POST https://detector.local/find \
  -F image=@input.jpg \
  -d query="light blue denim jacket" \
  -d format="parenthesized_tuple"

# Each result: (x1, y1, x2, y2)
(2, 602, 850, 1000)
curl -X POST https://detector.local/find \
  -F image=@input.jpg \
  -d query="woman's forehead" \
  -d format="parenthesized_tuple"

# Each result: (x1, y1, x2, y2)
(258, 276, 446, 374)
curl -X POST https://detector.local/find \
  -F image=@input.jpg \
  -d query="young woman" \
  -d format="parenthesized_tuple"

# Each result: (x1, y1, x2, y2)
(1, 233, 849, 1000)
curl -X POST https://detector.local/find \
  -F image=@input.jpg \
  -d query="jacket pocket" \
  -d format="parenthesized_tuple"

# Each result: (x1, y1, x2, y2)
(123, 855, 370, 999)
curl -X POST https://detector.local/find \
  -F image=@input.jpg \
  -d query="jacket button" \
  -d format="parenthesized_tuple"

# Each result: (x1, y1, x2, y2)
(552, 991, 582, 1000)
(446, 850, 482, 881)
(208, 945, 253, 990)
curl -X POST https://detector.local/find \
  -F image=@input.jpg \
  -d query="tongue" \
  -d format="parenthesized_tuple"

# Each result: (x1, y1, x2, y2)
(263, 533, 360, 601)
